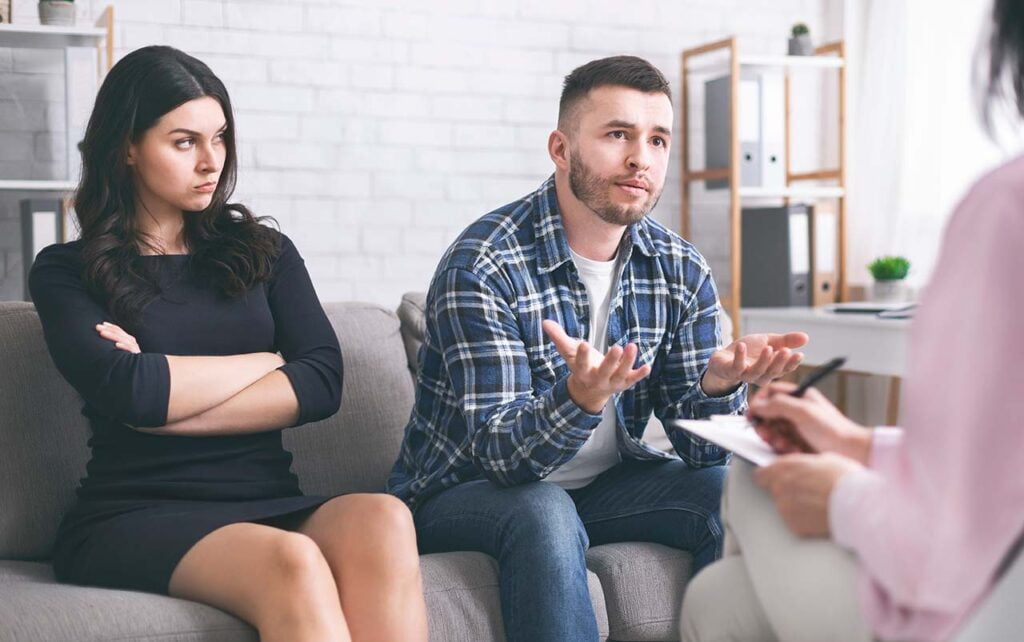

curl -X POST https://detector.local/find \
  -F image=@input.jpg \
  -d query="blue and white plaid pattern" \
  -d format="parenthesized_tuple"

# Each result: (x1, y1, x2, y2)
(388, 176, 746, 507)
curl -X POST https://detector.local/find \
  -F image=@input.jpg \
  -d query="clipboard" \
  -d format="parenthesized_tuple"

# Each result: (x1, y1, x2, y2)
(667, 416, 778, 466)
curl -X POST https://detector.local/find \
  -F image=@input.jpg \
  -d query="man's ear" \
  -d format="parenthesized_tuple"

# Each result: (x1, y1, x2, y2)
(548, 129, 570, 172)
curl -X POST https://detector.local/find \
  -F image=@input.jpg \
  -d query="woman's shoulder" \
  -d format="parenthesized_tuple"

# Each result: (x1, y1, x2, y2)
(961, 154, 1024, 214)
(228, 220, 293, 256)
(30, 240, 85, 274)
(262, 226, 301, 263)
(27, 240, 87, 301)
(943, 155, 1024, 264)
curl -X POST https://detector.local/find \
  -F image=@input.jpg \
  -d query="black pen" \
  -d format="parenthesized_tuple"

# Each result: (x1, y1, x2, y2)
(750, 356, 847, 454)
(792, 356, 847, 397)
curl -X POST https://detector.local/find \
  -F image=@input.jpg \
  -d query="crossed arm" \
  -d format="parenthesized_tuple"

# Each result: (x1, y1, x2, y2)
(96, 320, 294, 433)
(29, 236, 341, 440)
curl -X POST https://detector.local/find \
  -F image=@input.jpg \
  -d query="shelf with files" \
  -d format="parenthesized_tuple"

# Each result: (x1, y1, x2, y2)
(680, 36, 847, 337)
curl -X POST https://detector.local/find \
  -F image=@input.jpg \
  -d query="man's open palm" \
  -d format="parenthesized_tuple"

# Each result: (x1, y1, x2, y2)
(542, 320, 651, 413)
(705, 332, 809, 392)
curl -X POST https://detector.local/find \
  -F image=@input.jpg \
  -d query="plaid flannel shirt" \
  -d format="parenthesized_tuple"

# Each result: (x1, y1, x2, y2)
(388, 176, 746, 508)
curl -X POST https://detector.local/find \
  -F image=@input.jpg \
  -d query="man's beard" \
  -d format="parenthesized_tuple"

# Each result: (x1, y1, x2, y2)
(568, 147, 662, 226)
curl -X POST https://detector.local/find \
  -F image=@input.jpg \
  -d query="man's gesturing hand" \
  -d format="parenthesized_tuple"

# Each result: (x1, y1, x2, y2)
(542, 320, 652, 414)
(701, 332, 809, 396)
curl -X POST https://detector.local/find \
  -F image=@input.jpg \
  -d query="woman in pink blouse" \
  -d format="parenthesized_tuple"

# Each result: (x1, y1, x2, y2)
(680, 1, 1024, 640)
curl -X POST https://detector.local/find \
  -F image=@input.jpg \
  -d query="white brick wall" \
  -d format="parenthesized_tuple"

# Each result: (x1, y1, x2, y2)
(1, 0, 832, 305)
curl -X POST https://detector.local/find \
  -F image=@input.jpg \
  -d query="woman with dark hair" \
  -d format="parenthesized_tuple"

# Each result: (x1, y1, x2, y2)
(29, 45, 427, 641)
(680, 1, 1024, 641)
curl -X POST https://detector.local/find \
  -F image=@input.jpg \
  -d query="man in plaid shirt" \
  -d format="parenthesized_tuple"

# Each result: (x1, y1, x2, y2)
(388, 56, 808, 642)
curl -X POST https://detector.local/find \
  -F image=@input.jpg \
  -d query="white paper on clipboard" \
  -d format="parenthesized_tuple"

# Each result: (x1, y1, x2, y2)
(667, 417, 778, 466)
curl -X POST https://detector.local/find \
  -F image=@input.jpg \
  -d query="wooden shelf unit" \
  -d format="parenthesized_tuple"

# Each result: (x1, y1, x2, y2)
(680, 36, 847, 337)
(0, 6, 114, 195)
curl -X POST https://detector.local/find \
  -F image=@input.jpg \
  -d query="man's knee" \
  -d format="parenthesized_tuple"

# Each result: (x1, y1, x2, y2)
(500, 481, 588, 553)
(675, 462, 727, 512)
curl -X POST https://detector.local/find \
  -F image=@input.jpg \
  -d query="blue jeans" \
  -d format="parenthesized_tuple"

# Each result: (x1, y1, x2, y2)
(413, 459, 727, 642)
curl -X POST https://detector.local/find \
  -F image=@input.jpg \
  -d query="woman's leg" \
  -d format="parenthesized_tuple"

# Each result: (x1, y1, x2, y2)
(296, 494, 428, 641)
(681, 460, 872, 642)
(168, 523, 350, 642)
(680, 556, 777, 642)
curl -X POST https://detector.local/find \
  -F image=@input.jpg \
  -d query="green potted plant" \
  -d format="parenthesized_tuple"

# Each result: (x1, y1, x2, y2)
(788, 23, 813, 56)
(39, 0, 75, 26)
(868, 256, 911, 302)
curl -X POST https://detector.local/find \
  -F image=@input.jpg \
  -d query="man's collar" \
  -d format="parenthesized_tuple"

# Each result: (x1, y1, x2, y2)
(533, 174, 660, 275)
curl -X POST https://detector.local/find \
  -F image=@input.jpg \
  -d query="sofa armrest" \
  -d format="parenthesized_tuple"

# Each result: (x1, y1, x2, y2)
(397, 292, 427, 376)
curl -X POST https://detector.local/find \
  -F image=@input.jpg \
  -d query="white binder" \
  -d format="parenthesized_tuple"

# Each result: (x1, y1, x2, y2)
(704, 72, 787, 190)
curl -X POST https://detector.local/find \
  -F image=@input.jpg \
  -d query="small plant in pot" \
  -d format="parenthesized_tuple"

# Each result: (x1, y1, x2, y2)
(39, 0, 75, 26)
(868, 256, 911, 303)
(788, 23, 814, 56)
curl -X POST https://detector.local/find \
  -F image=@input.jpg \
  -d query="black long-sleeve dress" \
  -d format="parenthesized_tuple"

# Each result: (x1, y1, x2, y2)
(27, 231, 343, 595)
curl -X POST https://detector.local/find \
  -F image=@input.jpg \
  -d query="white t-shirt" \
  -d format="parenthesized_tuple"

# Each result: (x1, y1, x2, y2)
(546, 248, 623, 489)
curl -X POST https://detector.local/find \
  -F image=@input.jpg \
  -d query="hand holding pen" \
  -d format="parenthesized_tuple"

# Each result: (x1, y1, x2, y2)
(747, 357, 872, 462)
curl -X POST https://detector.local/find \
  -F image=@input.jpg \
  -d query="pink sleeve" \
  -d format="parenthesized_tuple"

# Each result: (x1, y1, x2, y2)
(829, 428, 902, 551)
(828, 467, 882, 552)
(867, 427, 903, 475)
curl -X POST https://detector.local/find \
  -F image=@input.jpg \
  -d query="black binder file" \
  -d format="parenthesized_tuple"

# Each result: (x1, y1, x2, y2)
(741, 205, 812, 307)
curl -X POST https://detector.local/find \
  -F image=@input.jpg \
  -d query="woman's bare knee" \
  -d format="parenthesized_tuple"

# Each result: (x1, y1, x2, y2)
(168, 523, 346, 639)
(301, 494, 420, 580)
(301, 496, 426, 640)
(266, 531, 333, 583)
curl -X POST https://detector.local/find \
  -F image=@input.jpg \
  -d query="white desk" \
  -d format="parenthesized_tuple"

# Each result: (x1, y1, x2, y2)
(741, 307, 912, 423)
(740, 307, 911, 377)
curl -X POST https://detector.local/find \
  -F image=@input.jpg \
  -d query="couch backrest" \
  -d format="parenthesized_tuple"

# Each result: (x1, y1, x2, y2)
(0, 301, 414, 561)
(0, 303, 92, 561)
(284, 302, 414, 497)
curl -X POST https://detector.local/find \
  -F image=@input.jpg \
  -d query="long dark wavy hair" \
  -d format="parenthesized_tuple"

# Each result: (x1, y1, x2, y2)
(75, 45, 277, 328)
(981, 0, 1024, 133)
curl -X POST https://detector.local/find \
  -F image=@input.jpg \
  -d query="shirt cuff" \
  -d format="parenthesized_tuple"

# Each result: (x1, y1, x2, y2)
(829, 467, 884, 551)
(547, 375, 604, 440)
(694, 369, 748, 413)
(868, 426, 904, 474)
(125, 352, 172, 428)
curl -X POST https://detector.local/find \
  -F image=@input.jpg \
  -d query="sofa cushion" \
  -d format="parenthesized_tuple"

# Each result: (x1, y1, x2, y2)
(283, 302, 414, 496)
(0, 560, 257, 641)
(586, 542, 693, 641)
(422, 551, 609, 641)
(0, 303, 90, 561)
(0, 554, 611, 642)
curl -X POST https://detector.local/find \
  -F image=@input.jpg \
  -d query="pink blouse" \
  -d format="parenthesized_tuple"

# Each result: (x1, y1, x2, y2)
(829, 155, 1024, 640)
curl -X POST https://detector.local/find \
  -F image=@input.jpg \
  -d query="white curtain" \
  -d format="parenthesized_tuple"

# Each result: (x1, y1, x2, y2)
(846, 0, 1017, 290)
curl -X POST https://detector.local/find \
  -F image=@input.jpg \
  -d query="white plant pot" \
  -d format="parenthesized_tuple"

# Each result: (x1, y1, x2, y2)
(38, 1, 75, 26)
(871, 279, 907, 303)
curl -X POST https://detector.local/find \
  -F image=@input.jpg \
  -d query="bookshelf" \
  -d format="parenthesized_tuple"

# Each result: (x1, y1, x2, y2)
(680, 36, 847, 337)
(0, 6, 113, 195)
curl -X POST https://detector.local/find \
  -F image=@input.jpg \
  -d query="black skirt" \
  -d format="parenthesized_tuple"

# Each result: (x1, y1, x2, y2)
(52, 494, 333, 595)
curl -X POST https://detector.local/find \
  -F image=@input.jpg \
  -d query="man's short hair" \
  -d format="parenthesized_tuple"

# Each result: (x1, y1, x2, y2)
(557, 55, 672, 131)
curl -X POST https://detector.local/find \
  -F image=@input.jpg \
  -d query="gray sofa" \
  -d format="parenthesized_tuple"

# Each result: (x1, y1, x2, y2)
(0, 297, 694, 641)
